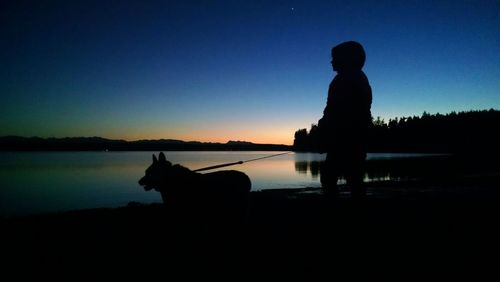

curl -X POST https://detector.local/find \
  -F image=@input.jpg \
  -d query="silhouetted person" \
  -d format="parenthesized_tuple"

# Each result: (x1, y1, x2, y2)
(318, 41, 372, 198)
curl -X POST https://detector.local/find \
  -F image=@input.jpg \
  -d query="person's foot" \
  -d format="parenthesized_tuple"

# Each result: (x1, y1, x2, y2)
(323, 186, 339, 198)
(351, 187, 366, 199)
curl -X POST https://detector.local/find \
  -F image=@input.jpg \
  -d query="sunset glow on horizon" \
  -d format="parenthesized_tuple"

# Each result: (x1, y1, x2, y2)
(2, 1, 499, 145)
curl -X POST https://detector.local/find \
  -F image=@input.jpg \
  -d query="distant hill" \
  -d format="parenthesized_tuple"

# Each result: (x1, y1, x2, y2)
(0, 136, 292, 151)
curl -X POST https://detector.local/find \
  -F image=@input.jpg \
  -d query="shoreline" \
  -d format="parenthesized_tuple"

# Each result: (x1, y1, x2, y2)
(3, 171, 499, 219)
(1, 175, 499, 277)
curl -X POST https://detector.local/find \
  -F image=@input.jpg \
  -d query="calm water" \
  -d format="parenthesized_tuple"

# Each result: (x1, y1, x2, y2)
(0, 151, 431, 216)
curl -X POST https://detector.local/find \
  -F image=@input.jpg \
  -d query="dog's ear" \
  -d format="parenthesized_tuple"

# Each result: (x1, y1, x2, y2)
(153, 154, 158, 164)
(159, 152, 167, 163)
(158, 152, 172, 166)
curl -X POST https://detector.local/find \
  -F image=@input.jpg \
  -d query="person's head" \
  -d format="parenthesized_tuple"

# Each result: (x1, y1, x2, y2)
(331, 41, 366, 72)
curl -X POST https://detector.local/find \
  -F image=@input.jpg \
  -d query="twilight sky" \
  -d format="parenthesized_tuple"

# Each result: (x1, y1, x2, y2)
(1, 0, 499, 145)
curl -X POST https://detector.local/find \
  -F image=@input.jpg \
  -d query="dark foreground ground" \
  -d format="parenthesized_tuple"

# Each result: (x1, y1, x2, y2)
(1, 174, 499, 279)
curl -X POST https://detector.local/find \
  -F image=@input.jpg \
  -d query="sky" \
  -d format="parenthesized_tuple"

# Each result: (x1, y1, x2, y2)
(1, 0, 499, 145)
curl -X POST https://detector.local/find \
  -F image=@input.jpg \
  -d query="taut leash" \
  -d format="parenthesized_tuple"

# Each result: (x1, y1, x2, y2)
(193, 151, 292, 172)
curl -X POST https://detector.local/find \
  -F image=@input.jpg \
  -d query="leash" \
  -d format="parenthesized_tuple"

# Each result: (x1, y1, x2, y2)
(193, 151, 293, 172)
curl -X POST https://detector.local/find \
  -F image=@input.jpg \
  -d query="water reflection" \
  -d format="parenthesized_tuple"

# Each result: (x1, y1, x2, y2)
(292, 152, 426, 183)
(294, 160, 393, 182)
(0, 151, 446, 216)
(293, 153, 325, 180)
(294, 161, 321, 179)
(293, 153, 448, 183)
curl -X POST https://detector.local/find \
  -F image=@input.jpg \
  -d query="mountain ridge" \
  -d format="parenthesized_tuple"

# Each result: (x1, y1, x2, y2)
(0, 136, 292, 151)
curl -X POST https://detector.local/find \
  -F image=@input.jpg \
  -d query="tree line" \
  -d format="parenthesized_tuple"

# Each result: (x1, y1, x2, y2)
(293, 109, 500, 153)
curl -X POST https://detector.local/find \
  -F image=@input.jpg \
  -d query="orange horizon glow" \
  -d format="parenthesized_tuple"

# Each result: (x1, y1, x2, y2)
(107, 122, 300, 145)
(116, 133, 294, 146)
(3, 123, 300, 146)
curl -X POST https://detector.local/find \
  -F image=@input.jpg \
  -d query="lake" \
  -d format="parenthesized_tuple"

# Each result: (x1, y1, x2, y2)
(0, 151, 434, 216)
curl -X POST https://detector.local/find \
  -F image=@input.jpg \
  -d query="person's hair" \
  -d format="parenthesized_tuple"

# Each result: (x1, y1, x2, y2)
(331, 41, 366, 71)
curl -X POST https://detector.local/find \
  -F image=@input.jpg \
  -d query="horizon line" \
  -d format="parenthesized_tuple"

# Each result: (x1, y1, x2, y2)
(0, 135, 293, 146)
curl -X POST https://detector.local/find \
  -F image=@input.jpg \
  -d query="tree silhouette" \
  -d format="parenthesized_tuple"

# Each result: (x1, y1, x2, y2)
(293, 109, 500, 154)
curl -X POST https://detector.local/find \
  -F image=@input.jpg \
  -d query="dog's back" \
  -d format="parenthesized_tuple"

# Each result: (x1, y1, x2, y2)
(197, 170, 251, 223)
(139, 153, 251, 224)
(166, 169, 251, 224)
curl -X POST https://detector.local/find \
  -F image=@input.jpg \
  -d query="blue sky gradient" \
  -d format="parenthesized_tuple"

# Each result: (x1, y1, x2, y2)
(2, 0, 499, 144)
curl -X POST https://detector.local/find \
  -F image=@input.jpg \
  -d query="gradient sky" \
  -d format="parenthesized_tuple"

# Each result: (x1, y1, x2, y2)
(2, 0, 499, 145)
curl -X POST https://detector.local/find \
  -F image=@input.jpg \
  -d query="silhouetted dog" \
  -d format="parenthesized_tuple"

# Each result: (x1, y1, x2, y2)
(138, 152, 251, 224)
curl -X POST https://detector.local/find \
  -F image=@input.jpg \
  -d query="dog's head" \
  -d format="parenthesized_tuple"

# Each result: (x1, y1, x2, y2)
(138, 152, 172, 191)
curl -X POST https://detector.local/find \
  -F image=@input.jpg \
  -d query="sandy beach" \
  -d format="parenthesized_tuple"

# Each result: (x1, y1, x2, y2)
(1, 172, 499, 279)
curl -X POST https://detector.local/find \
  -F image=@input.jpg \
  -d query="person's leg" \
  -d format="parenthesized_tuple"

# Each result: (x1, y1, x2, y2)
(320, 152, 339, 197)
(347, 171, 365, 198)
(346, 152, 366, 199)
